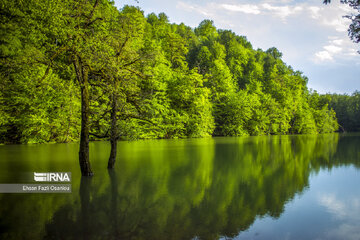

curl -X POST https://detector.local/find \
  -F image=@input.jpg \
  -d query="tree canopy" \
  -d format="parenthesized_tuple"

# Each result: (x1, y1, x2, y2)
(0, 0, 349, 173)
(0, 0, 341, 145)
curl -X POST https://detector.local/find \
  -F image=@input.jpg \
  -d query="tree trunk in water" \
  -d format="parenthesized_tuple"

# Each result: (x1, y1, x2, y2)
(108, 169, 118, 237)
(74, 56, 93, 176)
(79, 176, 92, 240)
(108, 92, 117, 169)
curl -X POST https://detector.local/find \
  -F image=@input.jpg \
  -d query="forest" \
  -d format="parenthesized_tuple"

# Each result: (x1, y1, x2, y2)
(0, 0, 358, 174)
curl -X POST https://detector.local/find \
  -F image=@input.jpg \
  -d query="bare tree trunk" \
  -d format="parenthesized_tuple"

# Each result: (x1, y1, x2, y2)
(108, 92, 117, 169)
(74, 55, 93, 176)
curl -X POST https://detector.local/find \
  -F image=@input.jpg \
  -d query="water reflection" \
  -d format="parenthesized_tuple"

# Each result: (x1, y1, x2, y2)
(0, 134, 359, 239)
(319, 192, 360, 240)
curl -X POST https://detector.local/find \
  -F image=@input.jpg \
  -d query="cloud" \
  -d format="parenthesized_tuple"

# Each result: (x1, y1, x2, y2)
(179, 2, 306, 21)
(313, 36, 359, 63)
(310, 2, 353, 32)
(318, 194, 360, 240)
(261, 3, 303, 20)
(330, 39, 344, 45)
(324, 45, 342, 54)
(220, 4, 261, 14)
(346, 49, 358, 56)
(315, 50, 334, 62)
(217, 2, 303, 20)
(177, 0, 354, 26)
(325, 19, 349, 32)
(318, 194, 346, 218)
(308, 6, 320, 19)
(318, 193, 360, 221)
(264, 0, 293, 3)
(176, 2, 212, 17)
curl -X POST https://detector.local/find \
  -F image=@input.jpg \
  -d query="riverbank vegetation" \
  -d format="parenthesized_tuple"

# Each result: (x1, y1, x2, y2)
(0, 0, 340, 144)
(322, 91, 360, 132)
(2, 0, 357, 174)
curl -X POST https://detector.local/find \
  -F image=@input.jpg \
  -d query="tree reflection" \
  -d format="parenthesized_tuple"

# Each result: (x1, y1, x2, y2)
(1, 134, 360, 239)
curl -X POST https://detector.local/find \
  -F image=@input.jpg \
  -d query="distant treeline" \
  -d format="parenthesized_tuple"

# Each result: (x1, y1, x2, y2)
(0, 1, 343, 144)
(322, 91, 360, 132)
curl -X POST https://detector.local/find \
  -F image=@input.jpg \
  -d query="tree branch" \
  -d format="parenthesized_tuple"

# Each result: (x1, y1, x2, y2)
(122, 58, 141, 68)
(123, 114, 157, 126)
(87, 0, 100, 24)
(89, 132, 109, 139)
(86, 17, 103, 27)
(116, 37, 129, 57)
(124, 67, 147, 79)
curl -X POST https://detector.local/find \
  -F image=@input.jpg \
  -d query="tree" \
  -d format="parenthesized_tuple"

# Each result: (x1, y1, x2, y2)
(324, 0, 360, 49)
(1, 0, 118, 176)
(60, 0, 116, 176)
(1, 0, 343, 177)
(103, 5, 147, 169)
(326, 91, 360, 131)
(167, 69, 214, 137)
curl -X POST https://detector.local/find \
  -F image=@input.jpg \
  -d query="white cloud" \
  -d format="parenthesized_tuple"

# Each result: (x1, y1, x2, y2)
(176, 2, 212, 17)
(264, 0, 293, 3)
(315, 50, 334, 62)
(325, 19, 349, 32)
(177, 1, 353, 27)
(346, 50, 358, 56)
(308, 6, 320, 19)
(261, 3, 303, 20)
(318, 194, 360, 240)
(324, 45, 342, 54)
(318, 194, 346, 218)
(313, 36, 358, 63)
(197, 2, 305, 21)
(220, 4, 261, 15)
(313, 2, 353, 32)
(331, 39, 344, 45)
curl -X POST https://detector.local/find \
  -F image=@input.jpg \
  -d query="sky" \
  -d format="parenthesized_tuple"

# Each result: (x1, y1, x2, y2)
(115, 0, 360, 94)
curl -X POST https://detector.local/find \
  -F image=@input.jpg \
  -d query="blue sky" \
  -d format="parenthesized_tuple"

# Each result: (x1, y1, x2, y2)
(115, 0, 360, 94)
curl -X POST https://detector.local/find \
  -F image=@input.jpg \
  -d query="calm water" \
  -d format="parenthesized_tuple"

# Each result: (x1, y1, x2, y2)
(0, 134, 359, 240)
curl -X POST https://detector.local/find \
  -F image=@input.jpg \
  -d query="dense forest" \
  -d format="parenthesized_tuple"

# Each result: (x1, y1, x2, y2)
(0, 0, 358, 173)
(325, 91, 360, 132)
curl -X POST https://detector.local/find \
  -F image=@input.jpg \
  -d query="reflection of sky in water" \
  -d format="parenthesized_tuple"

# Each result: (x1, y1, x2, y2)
(319, 192, 360, 240)
(234, 166, 360, 240)
(316, 169, 360, 240)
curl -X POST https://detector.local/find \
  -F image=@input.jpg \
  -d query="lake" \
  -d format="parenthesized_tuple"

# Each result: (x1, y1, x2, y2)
(0, 134, 359, 239)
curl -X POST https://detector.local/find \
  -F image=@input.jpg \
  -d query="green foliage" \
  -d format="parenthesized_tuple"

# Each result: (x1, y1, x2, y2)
(215, 91, 252, 136)
(324, 91, 360, 132)
(0, 1, 344, 144)
(167, 70, 214, 137)
(0, 65, 80, 143)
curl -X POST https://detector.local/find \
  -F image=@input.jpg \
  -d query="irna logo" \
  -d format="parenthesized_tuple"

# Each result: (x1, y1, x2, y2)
(34, 172, 71, 182)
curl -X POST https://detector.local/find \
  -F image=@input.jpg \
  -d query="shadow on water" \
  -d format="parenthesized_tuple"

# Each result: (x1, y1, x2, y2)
(0, 134, 360, 239)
